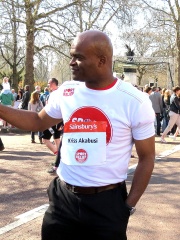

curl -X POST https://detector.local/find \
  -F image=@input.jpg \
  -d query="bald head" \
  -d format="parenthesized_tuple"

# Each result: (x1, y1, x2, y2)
(70, 30, 115, 88)
(73, 30, 113, 59)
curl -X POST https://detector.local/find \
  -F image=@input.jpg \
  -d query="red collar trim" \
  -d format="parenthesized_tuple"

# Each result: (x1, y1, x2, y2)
(89, 79, 117, 90)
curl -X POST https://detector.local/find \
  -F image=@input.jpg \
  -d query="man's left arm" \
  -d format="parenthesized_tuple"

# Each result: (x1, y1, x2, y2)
(125, 135, 155, 207)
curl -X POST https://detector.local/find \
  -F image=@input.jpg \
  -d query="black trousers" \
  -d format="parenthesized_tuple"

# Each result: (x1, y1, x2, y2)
(0, 137, 4, 147)
(42, 177, 130, 240)
(156, 113, 161, 136)
(54, 140, 62, 167)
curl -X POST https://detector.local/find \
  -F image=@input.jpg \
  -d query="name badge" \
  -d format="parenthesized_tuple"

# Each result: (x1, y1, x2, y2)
(61, 121, 107, 165)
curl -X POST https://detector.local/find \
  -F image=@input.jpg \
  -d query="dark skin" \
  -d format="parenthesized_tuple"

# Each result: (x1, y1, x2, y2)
(0, 30, 155, 207)
(70, 31, 155, 207)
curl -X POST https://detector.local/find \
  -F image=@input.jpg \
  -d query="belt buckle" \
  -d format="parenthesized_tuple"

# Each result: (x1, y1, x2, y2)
(71, 185, 78, 194)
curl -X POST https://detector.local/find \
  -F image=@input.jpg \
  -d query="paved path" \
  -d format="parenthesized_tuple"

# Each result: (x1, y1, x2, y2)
(127, 151, 180, 240)
(0, 129, 179, 239)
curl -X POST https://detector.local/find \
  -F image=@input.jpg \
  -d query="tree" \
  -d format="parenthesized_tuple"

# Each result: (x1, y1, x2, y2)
(0, 0, 138, 91)
(141, 0, 180, 85)
(34, 55, 49, 83)
(0, 0, 25, 91)
(31, 0, 136, 86)
(23, 0, 78, 92)
(119, 23, 175, 86)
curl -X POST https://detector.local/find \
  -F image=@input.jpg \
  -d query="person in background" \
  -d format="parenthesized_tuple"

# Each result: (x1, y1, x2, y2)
(40, 87, 49, 107)
(41, 78, 61, 161)
(47, 122, 64, 174)
(120, 74, 125, 80)
(169, 126, 179, 140)
(17, 89, 23, 101)
(143, 86, 152, 96)
(0, 30, 155, 240)
(0, 137, 5, 151)
(34, 85, 43, 138)
(2, 77, 10, 90)
(21, 85, 31, 110)
(0, 88, 14, 128)
(162, 89, 171, 132)
(35, 85, 41, 95)
(28, 91, 43, 143)
(158, 86, 162, 94)
(149, 86, 163, 136)
(15, 89, 23, 109)
(161, 87, 166, 96)
(11, 89, 17, 101)
(161, 86, 180, 143)
(0, 83, 3, 92)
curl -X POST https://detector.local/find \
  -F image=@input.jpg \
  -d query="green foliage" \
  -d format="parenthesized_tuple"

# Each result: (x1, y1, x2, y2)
(34, 81, 48, 92)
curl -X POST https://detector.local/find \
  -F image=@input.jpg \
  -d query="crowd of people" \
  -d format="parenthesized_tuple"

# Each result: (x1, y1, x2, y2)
(143, 85, 180, 143)
(0, 77, 63, 164)
(1, 77, 178, 154)
(0, 75, 179, 151)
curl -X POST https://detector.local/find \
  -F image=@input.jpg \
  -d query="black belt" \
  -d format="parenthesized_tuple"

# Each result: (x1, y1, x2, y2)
(59, 179, 125, 194)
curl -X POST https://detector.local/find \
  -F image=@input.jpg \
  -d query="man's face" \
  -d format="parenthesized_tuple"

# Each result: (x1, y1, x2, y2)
(47, 80, 57, 92)
(69, 39, 100, 82)
(176, 89, 180, 96)
(47, 80, 53, 91)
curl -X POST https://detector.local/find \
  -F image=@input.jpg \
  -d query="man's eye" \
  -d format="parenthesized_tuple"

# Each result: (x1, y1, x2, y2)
(70, 55, 83, 61)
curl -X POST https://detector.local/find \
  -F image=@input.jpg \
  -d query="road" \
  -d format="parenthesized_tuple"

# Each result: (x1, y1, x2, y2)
(0, 129, 179, 239)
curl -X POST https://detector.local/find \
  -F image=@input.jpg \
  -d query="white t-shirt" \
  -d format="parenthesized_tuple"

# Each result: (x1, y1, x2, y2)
(45, 79, 155, 186)
(2, 82, 10, 90)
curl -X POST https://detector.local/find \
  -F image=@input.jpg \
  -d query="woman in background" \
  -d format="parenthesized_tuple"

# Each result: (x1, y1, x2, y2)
(28, 91, 43, 143)
(162, 89, 171, 132)
(161, 86, 180, 143)
(2, 77, 10, 90)
(17, 89, 23, 101)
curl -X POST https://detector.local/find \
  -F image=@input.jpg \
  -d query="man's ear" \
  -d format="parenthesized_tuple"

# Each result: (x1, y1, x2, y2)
(98, 55, 106, 67)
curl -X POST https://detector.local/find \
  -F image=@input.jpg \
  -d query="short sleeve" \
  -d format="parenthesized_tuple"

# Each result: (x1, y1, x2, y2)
(131, 98, 155, 140)
(44, 89, 62, 119)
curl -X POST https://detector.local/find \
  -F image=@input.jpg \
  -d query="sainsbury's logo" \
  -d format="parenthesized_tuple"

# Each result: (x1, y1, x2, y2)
(69, 123, 97, 131)
(63, 88, 74, 96)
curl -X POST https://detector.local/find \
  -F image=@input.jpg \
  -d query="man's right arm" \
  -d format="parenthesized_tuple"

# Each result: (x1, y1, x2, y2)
(0, 104, 61, 132)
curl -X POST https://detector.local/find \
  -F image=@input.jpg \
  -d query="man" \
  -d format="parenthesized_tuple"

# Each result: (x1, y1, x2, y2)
(20, 85, 31, 110)
(0, 30, 155, 240)
(35, 85, 41, 94)
(149, 86, 163, 136)
(41, 78, 62, 173)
